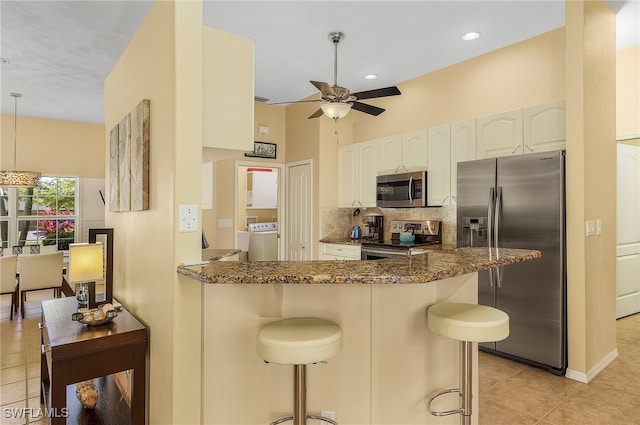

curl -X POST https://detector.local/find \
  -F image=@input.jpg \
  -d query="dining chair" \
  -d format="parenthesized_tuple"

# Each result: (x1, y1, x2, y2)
(19, 251, 64, 318)
(0, 255, 19, 320)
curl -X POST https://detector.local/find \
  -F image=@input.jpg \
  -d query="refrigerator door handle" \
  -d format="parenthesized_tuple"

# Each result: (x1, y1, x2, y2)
(488, 187, 495, 249)
(494, 186, 502, 249)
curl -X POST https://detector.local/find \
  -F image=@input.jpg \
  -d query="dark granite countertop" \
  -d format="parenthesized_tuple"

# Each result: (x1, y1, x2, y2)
(178, 247, 540, 285)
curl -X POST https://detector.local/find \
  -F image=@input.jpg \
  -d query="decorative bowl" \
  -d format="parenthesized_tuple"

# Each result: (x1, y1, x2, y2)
(76, 380, 98, 409)
(72, 306, 118, 326)
(399, 232, 415, 243)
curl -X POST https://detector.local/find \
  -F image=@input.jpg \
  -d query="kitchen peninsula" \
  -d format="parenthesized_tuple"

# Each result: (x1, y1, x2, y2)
(178, 248, 539, 424)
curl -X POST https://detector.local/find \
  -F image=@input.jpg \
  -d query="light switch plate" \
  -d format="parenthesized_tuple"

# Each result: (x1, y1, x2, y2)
(596, 219, 602, 235)
(179, 204, 198, 232)
(585, 220, 596, 236)
(218, 219, 232, 228)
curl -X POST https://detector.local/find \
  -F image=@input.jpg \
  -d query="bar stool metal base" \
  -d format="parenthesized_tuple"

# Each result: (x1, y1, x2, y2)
(426, 341, 472, 425)
(269, 364, 338, 425)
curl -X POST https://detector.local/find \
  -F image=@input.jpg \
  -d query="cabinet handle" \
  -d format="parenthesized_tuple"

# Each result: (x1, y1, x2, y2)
(511, 145, 522, 154)
(38, 322, 45, 329)
(395, 165, 401, 173)
(357, 200, 362, 206)
(525, 144, 534, 152)
(337, 248, 343, 251)
(351, 200, 356, 206)
(452, 195, 457, 203)
(442, 196, 449, 203)
(41, 344, 50, 354)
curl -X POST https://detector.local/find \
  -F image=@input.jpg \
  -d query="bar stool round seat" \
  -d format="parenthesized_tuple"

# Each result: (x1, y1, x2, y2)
(427, 302, 509, 343)
(258, 317, 342, 425)
(426, 303, 509, 425)
(257, 317, 342, 365)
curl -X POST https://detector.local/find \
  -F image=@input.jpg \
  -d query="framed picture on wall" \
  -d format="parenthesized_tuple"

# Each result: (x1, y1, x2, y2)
(244, 142, 276, 159)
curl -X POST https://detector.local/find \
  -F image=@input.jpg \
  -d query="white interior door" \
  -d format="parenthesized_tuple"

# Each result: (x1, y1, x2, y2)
(287, 161, 312, 260)
(617, 141, 640, 318)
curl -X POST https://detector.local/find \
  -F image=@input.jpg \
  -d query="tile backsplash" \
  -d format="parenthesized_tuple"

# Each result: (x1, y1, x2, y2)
(320, 206, 457, 246)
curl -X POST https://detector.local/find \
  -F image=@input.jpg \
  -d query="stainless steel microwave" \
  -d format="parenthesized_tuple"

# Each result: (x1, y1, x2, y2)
(376, 171, 427, 208)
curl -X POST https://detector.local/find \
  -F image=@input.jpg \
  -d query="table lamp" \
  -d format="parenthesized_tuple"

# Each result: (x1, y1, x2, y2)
(69, 242, 104, 309)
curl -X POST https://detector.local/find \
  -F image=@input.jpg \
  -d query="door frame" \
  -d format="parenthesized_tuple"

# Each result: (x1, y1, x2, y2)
(286, 159, 313, 260)
(234, 160, 286, 260)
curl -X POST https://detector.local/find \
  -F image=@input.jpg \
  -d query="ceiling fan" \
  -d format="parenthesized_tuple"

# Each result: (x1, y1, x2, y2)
(275, 31, 401, 120)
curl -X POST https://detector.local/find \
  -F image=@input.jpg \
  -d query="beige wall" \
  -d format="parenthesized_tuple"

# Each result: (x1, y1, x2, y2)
(350, 28, 566, 143)
(207, 101, 286, 249)
(616, 45, 640, 136)
(1, 114, 104, 177)
(104, 1, 203, 423)
(565, 0, 617, 379)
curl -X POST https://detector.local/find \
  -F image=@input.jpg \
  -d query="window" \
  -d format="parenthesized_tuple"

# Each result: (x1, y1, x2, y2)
(1, 176, 78, 250)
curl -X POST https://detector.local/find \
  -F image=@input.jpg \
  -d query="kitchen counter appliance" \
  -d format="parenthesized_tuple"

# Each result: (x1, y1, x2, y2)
(457, 150, 566, 375)
(361, 220, 441, 260)
(376, 171, 427, 208)
(363, 213, 384, 241)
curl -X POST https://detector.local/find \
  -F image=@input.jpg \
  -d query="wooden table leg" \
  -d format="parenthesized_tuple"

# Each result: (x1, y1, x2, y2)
(131, 342, 147, 425)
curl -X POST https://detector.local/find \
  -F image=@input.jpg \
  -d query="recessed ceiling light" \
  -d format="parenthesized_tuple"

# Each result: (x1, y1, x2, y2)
(364, 74, 378, 80)
(462, 32, 480, 41)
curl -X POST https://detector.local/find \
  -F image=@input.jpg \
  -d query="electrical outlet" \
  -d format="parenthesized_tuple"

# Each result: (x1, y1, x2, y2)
(218, 219, 232, 228)
(596, 219, 602, 235)
(320, 410, 336, 425)
(179, 204, 198, 232)
(585, 220, 596, 236)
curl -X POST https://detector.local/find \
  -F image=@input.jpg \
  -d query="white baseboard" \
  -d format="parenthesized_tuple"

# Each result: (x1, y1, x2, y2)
(565, 348, 619, 383)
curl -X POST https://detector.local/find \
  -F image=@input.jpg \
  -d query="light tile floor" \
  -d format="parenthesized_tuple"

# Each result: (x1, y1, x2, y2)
(1, 290, 53, 425)
(479, 313, 640, 425)
(2, 291, 639, 424)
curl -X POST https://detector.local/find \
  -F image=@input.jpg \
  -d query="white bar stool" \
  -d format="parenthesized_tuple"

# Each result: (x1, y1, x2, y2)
(426, 303, 509, 425)
(257, 317, 343, 425)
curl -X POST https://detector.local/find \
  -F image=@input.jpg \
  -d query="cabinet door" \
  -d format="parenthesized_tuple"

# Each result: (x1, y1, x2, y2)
(450, 119, 477, 205)
(476, 109, 523, 159)
(251, 171, 278, 208)
(378, 135, 403, 173)
(401, 129, 428, 171)
(338, 146, 358, 207)
(427, 124, 451, 206)
(524, 100, 566, 153)
(358, 141, 380, 207)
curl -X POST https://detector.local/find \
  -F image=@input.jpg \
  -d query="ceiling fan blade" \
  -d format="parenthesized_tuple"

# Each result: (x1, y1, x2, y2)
(308, 108, 325, 119)
(351, 101, 385, 116)
(310, 81, 336, 97)
(351, 86, 401, 100)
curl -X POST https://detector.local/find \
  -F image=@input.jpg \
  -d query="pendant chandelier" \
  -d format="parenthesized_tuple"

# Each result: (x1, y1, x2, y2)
(0, 93, 41, 187)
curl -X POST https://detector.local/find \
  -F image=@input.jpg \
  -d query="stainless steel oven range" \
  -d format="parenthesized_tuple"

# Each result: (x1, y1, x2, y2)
(360, 220, 442, 260)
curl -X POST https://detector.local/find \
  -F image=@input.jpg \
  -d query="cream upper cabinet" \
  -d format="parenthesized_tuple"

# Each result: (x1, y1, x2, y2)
(378, 131, 428, 173)
(476, 109, 523, 159)
(338, 146, 358, 207)
(450, 119, 477, 205)
(401, 129, 429, 171)
(523, 100, 566, 153)
(378, 135, 403, 173)
(426, 124, 451, 206)
(203, 27, 254, 151)
(338, 140, 379, 208)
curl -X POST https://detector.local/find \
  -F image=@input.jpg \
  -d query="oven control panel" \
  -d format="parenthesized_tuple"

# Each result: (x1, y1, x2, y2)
(390, 220, 440, 236)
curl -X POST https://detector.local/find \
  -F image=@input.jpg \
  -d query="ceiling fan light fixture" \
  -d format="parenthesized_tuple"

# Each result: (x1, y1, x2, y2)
(0, 93, 41, 188)
(321, 102, 352, 119)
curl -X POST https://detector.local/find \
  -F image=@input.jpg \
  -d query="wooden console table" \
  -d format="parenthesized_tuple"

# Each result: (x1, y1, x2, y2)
(40, 297, 147, 424)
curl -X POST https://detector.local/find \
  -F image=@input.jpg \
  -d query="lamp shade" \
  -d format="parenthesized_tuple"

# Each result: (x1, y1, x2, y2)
(69, 243, 104, 283)
(321, 102, 352, 119)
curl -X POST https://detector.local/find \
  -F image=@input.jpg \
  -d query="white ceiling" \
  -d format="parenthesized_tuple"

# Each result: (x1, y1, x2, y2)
(1, 0, 638, 124)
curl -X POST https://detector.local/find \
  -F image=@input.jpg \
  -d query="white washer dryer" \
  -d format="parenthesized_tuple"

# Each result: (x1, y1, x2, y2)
(248, 222, 278, 261)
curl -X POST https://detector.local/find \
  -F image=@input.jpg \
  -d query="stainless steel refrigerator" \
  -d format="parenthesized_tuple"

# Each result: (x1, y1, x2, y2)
(457, 150, 566, 375)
